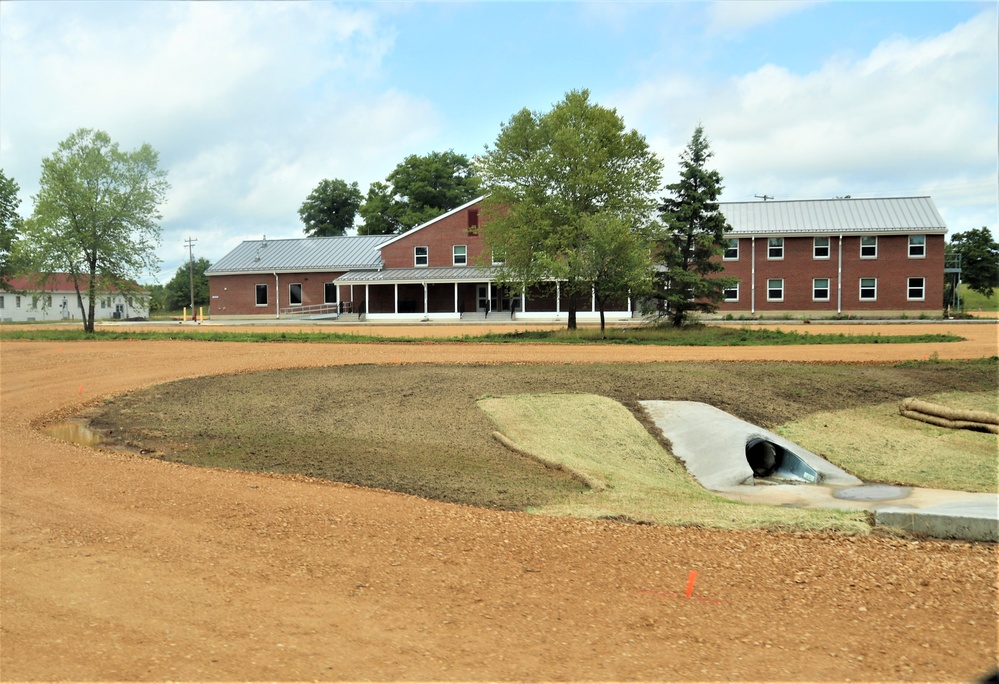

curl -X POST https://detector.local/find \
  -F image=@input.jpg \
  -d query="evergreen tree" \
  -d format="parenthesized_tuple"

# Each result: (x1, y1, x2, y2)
(653, 125, 736, 326)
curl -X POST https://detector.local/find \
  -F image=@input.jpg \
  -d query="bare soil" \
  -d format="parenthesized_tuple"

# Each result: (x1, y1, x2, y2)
(2, 323, 998, 682)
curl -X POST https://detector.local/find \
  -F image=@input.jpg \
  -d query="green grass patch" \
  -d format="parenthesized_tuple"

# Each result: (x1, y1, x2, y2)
(0, 325, 963, 346)
(960, 285, 999, 313)
(777, 391, 998, 493)
(478, 393, 870, 533)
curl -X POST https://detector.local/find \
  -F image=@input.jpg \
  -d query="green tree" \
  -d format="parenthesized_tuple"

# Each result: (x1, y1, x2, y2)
(358, 150, 479, 235)
(21, 128, 169, 332)
(299, 178, 362, 237)
(949, 227, 999, 301)
(163, 256, 212, 311)
(0, 169, 24, 287)
(475, 89, 663, 329)
(576, 212, 653, 334)
(652, 125, 736, 326)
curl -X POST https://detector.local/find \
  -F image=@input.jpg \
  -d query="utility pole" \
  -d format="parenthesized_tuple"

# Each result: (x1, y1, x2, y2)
(184, 237, 198, 310)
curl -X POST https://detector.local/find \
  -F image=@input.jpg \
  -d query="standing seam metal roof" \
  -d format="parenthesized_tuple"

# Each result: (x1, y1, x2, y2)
(334, 266, 497, 284)
(205, 235, 393, 274)
(719, 196, 946, 236)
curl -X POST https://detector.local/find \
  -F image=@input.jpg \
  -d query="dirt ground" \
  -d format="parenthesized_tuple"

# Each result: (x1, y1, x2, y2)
(1, 322, 997, 682)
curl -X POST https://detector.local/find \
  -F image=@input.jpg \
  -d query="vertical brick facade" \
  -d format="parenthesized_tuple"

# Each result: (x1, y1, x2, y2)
(380, 206, 491, 269)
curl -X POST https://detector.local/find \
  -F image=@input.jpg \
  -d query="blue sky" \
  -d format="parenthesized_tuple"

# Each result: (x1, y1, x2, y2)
(1, 1, 996, 283)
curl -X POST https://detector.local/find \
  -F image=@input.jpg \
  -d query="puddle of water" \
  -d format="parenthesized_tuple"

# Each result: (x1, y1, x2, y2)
(43, 421, 104, 447)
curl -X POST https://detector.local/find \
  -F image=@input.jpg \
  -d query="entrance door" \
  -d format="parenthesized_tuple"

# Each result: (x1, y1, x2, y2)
(476, 285, 489, 312)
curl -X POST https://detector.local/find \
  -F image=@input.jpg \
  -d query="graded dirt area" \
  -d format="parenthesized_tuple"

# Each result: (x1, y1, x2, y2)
(1, 322, 997, 682)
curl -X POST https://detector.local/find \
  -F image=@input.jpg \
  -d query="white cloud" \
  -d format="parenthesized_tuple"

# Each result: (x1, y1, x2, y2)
(706, 0, 823, 34)
(615, 10, 998, 235)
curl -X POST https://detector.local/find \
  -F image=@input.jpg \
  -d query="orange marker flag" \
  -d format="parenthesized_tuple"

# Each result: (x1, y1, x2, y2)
(685, 570, 698, 598)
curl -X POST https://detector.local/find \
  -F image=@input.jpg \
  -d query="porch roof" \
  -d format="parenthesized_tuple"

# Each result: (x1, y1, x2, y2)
(334, 266, 497, 285)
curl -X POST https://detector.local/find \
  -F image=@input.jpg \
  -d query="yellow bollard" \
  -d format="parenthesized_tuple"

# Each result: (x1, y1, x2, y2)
(183, 307, 187, 323)
(198, 307, 203, 324)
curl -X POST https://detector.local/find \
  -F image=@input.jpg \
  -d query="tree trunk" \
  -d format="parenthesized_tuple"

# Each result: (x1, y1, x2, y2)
(567, 293, 577, 330)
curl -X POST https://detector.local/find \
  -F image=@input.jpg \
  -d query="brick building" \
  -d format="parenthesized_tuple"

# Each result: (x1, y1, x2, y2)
(206, 195, 947, 321)
(714, 196, 947, 317)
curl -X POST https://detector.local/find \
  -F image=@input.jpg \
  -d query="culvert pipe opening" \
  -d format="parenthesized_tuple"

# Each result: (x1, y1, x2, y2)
(746, 438, 783, 478)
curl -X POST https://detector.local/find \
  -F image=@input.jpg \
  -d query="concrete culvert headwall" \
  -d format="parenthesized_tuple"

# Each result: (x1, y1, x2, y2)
(746, 438, 783, 477)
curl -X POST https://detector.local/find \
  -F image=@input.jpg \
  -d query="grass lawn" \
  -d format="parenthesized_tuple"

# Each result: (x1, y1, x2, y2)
(960, 285, 999, 313)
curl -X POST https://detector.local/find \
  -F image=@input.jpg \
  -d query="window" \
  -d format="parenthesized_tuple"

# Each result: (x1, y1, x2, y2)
(813, 278, 830, 301)
(289, 283, 302, 306)
(467, 208, 479, 235)
(30, 296, 38, 309)
(861, 236, 877, 258)
(723, 283, 739, 302)
(768, 237, 784, 260)
(255, 284, 268, 306)
(453, 245, 467, 266)
(724, 239, 739, 260)
(908, 235, 926, 258)
(859, 277, 877, 301)
(324, 282, 337, 304)
(907, 277, 925, 301)
(0, 296, 4, 309)
(15, 295, 21, 308)
(491, 249, 505, 266)
(415, 246, 428, 267)
(767, 278, 784, 302)
(45, 295, 52, 307)
(813, 237, 830, 259)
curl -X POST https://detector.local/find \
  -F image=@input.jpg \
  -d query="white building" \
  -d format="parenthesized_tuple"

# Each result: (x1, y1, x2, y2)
(0, 274, 149, 323)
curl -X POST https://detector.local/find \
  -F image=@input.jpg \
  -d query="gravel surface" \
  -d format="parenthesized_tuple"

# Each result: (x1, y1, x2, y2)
(1, 324, 997, 682)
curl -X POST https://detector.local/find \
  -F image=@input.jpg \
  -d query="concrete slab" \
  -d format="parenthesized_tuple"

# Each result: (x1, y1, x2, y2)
(640, 400, 999, 542)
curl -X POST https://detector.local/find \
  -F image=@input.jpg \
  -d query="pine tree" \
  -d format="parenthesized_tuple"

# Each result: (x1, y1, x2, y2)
(653, 125, 735, 326)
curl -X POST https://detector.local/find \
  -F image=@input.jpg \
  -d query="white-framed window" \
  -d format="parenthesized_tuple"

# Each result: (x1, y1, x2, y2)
(453, 245, 467, 266)
(723, 283, 739, 301)
(415, 246, 428, 267)
(324, 282, 337, 304)
(861, 236, 877, 258)
(15, 295, 21, 308)
(908, 235, 926, 258)
(859, 277, 877, 301)
(724, 239, 739, 260)
(768, 237, 784, 260)
(491, 249, 505, 266)
(767, 278, 784, 302)
(289, 283, 303, 306)
(813, 278, 830, 301)
(907, 277, 926, 301)
(255, 284, 268, 306)
(0, 296, 4, 309)
(813, 237, 830, 259)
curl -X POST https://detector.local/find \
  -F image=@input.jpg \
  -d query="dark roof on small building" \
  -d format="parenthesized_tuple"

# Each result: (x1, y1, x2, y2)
(720, 196, 947, 236)
(206, 235, 393, 275)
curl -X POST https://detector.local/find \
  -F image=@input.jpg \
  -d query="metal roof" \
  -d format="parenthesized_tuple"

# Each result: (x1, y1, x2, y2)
(334, 266, 497, 284)
(719, 196, 947, 236)
(206, 235, 392, 275)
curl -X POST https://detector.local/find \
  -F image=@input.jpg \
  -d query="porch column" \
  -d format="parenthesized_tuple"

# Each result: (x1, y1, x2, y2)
(454, 283, 458, 313)
(394, 283, 399, 314)
(487, 281, 492, 312)
(591, 287, 596, 312)
(365, 284, 369, 314)
(423, 283, 428, 314)
(556, 281, 561, 314)
(521, 283, 526, 313)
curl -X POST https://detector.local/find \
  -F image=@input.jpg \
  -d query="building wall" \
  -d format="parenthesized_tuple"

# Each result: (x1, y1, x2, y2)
(209, 271, 350, 317)
(715, 234, 944, 315)
(380, 205, 490, 269)
(0, 290, 148, 323)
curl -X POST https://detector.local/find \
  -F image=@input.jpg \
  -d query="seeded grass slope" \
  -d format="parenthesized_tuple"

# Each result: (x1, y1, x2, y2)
(778, 391, 999, 493)
(478, 393, 869, 533)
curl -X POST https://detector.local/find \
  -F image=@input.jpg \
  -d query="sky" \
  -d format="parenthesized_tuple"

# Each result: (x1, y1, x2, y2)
(1, 1, 996, 284)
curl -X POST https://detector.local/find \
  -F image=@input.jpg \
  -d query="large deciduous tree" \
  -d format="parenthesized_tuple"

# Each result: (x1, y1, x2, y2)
(163, 256, 212, 311)
(475, 89, 663, 329)
(22, 128, 169, 332)
(652, 125, 735, 326)
(358, 150, 479, 235)
(949, 227, 999, 300)
(0, 169, 23, 287)
(298, 178, 362, 237)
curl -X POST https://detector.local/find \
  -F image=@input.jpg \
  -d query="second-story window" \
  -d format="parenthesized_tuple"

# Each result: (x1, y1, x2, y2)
(724, 239, 739, 260)
(814, 237, 830, 259)
(415, 246, 428, 267)
(768, 237, 784, 260)
(861, 236, 878, 258)
(908, 235, 926, 258)
(453, 245, 467, 266)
